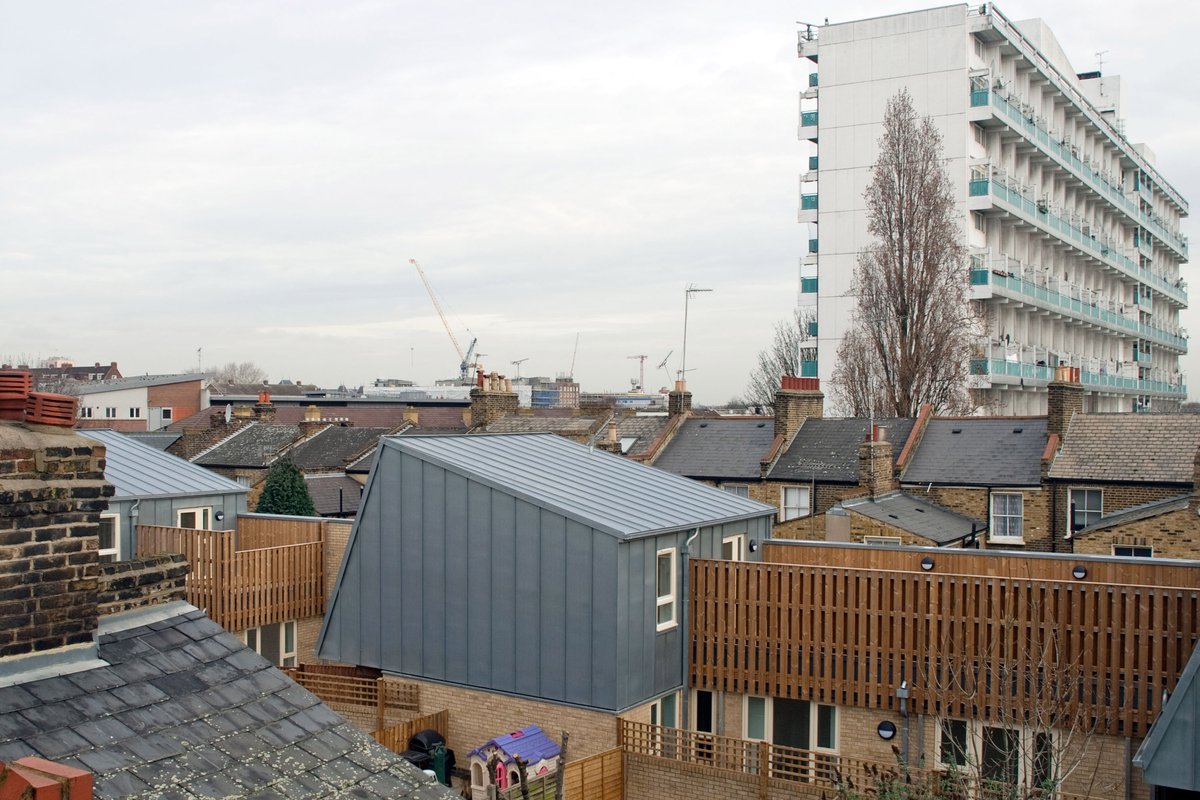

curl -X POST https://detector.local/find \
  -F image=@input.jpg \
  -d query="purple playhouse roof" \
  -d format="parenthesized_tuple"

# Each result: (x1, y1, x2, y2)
(469, 725, 561, 765)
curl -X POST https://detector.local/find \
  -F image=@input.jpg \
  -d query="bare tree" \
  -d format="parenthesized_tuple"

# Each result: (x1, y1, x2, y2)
(744, 308, 815, 410)
(829, 328, 891, 418)
(208, 361, 268, 384)
(831, 90, 980, 417)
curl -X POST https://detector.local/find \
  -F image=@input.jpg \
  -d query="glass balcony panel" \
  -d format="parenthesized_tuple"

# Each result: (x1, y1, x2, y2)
(801, 111, 819, 127)
(800, 277, 819, 294)
(801, 194, 819, 210)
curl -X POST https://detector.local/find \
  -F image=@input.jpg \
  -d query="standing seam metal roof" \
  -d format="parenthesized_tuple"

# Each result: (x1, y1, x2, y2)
(386, 433, 776, 539)
(81, 429, 245, 499)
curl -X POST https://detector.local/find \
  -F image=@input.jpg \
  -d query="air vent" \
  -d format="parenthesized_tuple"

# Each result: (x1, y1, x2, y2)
(1013, 427, 1024, 434)
(951, 428, 962, 434)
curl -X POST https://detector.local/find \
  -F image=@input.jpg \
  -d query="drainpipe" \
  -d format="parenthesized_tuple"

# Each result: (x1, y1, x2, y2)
(680, 527, 700, 731)
(128, 499, 140, 559)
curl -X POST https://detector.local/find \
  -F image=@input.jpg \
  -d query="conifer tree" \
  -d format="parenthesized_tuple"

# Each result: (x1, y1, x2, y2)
(255, 458, 316, 517)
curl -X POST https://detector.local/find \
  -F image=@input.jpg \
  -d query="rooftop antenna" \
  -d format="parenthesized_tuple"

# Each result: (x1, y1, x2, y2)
(1095, 50, 1108, 74)
(627, 355, 648, 392)
(510, 358, 529, 380)
(656, 350, 674, 387)
(679, 284, 713, 380)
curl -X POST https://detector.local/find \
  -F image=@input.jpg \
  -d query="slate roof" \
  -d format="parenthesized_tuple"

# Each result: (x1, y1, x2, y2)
(468, 725, 560, 766)
(306, 475, 365, 517)
(594, 414, 672, 457)
(120, 431, 183, 451)
(288, 428, 393, 470)
(1048, 414, 1200, 483)
(840, 492, 984, 545)
(80, 429, 246, 500)
(384, 433, 776, 539)
(901, 418, 1048, 487)
(652, 418, 776, 480)
(0, 601, 458, 799)
(769, 418, 916, 483)
(1077, 494, 1192, 535)
(169, 404, 467, 435)
(480, 416, 600, 436)
(66, 374, 206, 395)
(195, 424, 305, 468)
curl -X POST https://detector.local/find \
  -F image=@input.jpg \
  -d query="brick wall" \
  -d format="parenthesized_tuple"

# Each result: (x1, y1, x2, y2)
(1051, 481, 1190, 546)
(468, 388, 519, 428)
(752, 481, 849, 541)
(900, 485, 1053, 552)
(858, 439, 897, 497)
(95, 553, 188, 616)
(0, 424, 111, 657)
(404, 676, 619, 760)
(148, 379, 205, 425)
(773, 389, 823, 440)
(1073, 499, 1200, 559)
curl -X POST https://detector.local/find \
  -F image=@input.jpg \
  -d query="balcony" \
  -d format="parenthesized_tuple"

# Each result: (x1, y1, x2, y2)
(806, 320, 818, 337)
(800, 276, 818, 294)
(799, 110, 818, 141)
(800, 193, 818, 210)
(807, 238, 818, 254)
(808, 72, 818, 87)
(135, 516, 325, 632)
(970, 342, 1185, 397)
(808, 155, 818, 171)
(799, 359, 818, 378)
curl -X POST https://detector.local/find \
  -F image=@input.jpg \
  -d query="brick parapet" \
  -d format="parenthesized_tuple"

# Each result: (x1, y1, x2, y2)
(95, 553, 189, 617)
(773, 389, 823, 440)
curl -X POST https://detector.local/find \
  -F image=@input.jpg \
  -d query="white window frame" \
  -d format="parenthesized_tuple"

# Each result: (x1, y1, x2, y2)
(104, 407, 117, 419)
(1113, 544, 1153, 558)
(863, 535, 902, 547)
(744, 695, 771, 741)
(989, 493, 1024, 543)
(721, 534, 746, 561)
(129, 407, 141, 418)
(176, 507, 212, 530)
(655, 548, 677, 631)
(244, 620, 297, 668)
(937, 718, 969, 769)
(98, 513, 120, 561)
(1068, 488, 1103, 534)
(780, 486, 811, 521)
(721, 483, 750, 498)
(160, 407, 173, 421)
(79, 406, 93, 419)
(940, 720, 1055, 790)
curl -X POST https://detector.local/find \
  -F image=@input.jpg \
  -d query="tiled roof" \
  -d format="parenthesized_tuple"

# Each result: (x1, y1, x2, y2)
(588, 415, 672, 457)
(1048, 414, 1200, 483)
(0, 601, 458, 799)
(901, 418, 1047, 487)
(653, 418, 776, 480)
(480, 416, 600, 436)
(80, 429, 245, 500)
(169, 404, 467, 435)
(1077, 494, 1192, 535)
(288, 427, 393, 470)
(305, 475, 365, 517)
(840, 492, 984, 545)
(194, 424, 304, 468)
(769, 418, 916, 483)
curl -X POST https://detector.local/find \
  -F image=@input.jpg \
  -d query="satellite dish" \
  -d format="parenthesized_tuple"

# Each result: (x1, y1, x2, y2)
(224, 404, 232, 423)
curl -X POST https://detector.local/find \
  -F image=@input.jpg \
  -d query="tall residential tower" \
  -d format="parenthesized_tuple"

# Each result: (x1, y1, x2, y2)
(798, 4, 1188, 414)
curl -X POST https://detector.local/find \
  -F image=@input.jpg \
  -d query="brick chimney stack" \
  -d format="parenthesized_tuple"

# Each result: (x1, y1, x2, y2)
(1046, 366, 1084, 438)
(668, 380, 692, 417)
(299, 404, 326, 436)
(858, 425, 897, 498)
(774, 376, 823, 441)
(254, 390, 276, 421)
(469, 372, 519, 427)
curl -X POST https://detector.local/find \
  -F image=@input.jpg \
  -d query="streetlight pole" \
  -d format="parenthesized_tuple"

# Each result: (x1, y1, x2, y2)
(680, 284, 713, 382)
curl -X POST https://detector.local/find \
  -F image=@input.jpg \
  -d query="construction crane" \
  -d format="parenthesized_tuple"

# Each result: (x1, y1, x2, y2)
(627, 355, 648, 392)
(568, 333, 581, 380)
(409, 258, 476, 383)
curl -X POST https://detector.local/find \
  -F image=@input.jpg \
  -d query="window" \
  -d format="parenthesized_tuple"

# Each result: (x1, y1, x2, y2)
(655, 548, 676, 631)
(939, 719, 968, 767)
(721, 534, 745, 561)
(1114, 545, 1153, 558)
(649, 692, 677, 728)
(981, 727, 1019, 786)
(161, 408, 173, 421)
(721, 483, 749, 498)
(97, 514, 119, 562)
(973, 212, 985, 231)
(1032, 732, 1054, 790)
(780, 486, 811, 521)
(177, 507, 212, 530)
(235, 475, 251, 488)
(744, 697, 837, 751)
(863, 536, 902, 546)
(973, 123, 985, 145)
(745, 696, 769, 740)
(1069, 489, 1102, 533)
(79, 407, 93, 419)
(990, 493, 1024, 542)
(244, 620, 297, 667)
(128, 407, 141, 418)
(104, 407, 117, 419)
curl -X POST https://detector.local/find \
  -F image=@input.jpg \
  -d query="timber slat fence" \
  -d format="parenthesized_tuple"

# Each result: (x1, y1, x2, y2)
(373, 710, 449, 753)
(284, 665, 420, 732)
(562, 747, 622, 800)
(691, 552, 1200, 738)
(136, 522, 324, 632)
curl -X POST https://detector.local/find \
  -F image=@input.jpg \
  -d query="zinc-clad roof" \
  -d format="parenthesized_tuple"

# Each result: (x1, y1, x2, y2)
(770, 418, 916, 482)
(1133, 640, 1200, 790)
(653, 418, 776, 480)
(67, 373, 206, 395)
(902, 418, 1047, 486)
(387, 433, 775, 539)
(1077, 494, 1192, 535)
(81, 429, 245, 500)
(1049, 414, 1200, 483)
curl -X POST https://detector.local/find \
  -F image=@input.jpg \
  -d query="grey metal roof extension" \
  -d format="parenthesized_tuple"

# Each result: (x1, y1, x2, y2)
(386, 433, 776, 538)
(652, 418, 776, 480)
(1048, 413, 1200, 483)
(66, 373, 207, 395)
(1134, 640, 1200, 791)
(840, 491, 984, 545)
(120, 431, 183, 451)
(902, 418, 1048, 487)
(770, 418, 916, 483)
(195, 423, 305, 468)
(0, 601, 458, 799)
(81, 429, 245, 500)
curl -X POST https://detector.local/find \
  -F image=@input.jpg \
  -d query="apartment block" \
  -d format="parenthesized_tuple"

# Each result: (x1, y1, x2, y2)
(798, 4, 1188, 414)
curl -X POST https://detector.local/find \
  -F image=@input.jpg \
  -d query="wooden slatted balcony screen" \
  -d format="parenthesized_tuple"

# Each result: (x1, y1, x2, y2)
(690, 552, 1200, 738)
(136, 523, 324, 632)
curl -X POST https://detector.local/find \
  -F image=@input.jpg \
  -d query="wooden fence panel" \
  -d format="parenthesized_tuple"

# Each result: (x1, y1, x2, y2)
(563, 748, 622, 800)
(373, 709, 449, 753)
(285, 668, 420, 732)
(237, 515, 324, 550)
(690, 558, 1200, 738)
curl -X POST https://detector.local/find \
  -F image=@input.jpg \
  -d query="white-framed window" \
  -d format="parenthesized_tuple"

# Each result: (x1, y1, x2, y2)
(79, 406, 93, 419)
(649, 691, 678, 728)
(104, 407, 117, 419)
(745, 695, 770, 740)
(177, 507, 212, 530)
(655, 548, 677, 631)
(863, 536, 902, 546)
(235, 475, 251, 488)
(129, 407, 141, 418)
(780, 486, 811, 521)
(1069, 488, 1102, 533)
(989, 493, 1024, 543)
(161, 408, 173, 421)
(973, 212, 985, 231)
(721, 483, 750, 498)
(1113, 544, 1153, 558)
(743, 696, 837, 751)
(97, 514, 120, 562)
(245, 620, 297, 667)
(721, 534, 745, 561)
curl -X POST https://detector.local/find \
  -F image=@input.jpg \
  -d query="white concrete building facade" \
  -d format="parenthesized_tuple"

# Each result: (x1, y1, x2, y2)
(798, 4, 1188, 414)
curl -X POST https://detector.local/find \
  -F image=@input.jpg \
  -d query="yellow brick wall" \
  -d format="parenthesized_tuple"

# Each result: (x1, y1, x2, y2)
(1072, 499, 1200, 559)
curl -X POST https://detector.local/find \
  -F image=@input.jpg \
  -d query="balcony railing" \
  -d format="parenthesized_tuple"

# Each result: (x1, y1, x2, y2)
(808, 155, 818, 171)
(970, 342, 1186, 397)
(977, 173, 1188, 307)
(800, 110, 818, 127)
(970, 257, 1187, 352)
(975, 87, 1188, 259)
(808, 72, 818, 87)
(800, 193, 818, 210)
(800, 276, 818, 294)
(807, 238, 818, 253)
(136, 520, 324, 632)
(800, 359, 818, 377)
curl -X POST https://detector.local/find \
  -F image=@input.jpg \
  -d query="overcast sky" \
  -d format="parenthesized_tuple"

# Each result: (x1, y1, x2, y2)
(1, 1, 1195, 403)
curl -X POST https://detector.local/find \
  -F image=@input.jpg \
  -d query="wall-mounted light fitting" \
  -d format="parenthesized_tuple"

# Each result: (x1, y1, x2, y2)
(877, 720, 897, 740)
(748, 539, 758, 553)
(214, 510, 225, 522)
(920, 556, 935, 571)
(1071, 565, 1088, 580)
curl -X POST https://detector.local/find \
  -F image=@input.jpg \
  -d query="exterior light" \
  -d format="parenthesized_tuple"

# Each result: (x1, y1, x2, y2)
(920, 556, 935, 571)
(877, 720, 897, 740)
(1072, 565, 1088, 580)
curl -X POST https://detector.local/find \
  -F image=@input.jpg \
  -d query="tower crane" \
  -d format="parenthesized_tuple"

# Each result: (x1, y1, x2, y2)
(627, 355, 648, 392)
(409, 258, 476, 383)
